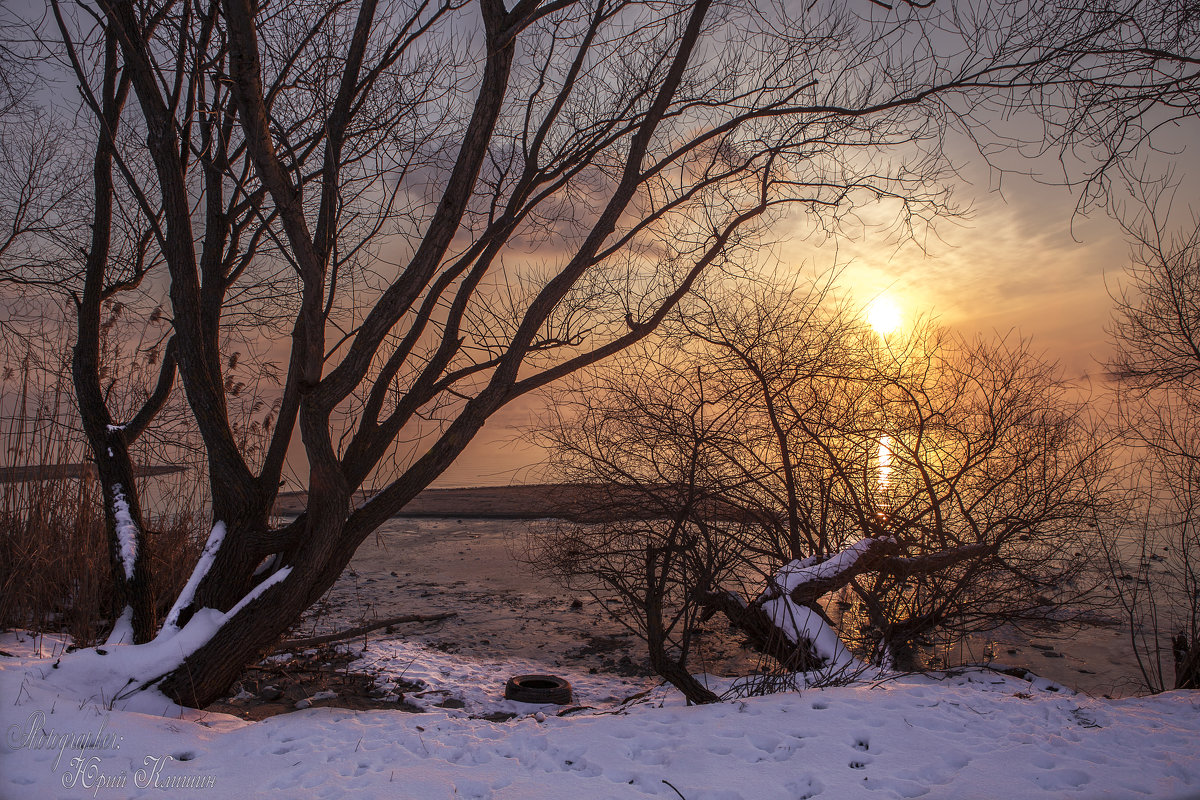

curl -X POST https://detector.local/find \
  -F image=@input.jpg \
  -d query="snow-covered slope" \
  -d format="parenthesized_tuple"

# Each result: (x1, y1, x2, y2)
(2, 632, 1198, 799)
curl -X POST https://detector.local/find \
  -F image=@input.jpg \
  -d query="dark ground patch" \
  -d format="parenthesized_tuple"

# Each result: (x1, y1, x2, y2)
(204, 646, 425, 721)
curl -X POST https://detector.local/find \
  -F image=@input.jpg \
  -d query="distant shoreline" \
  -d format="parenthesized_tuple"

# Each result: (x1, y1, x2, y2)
(274, 483, 625, 521)
(275, 482, 760, 523)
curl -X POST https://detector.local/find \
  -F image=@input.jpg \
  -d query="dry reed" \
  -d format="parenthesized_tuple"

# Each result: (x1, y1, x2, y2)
(0, 355, 204, 646)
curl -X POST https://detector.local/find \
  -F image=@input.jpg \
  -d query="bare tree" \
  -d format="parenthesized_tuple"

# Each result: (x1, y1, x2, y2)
(1106, 201, 1200, 691)
(685, 282, 1114, 665)
(1019, 0, 1200, 210)
(16, 0, 1127, 707)
(1009, 0, 1200, 692)
(527, 276, 1117, 700)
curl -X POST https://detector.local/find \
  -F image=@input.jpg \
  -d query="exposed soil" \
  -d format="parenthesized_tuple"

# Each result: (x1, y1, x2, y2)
(204, 646, 426, 721)
(203, 513, 754, 720)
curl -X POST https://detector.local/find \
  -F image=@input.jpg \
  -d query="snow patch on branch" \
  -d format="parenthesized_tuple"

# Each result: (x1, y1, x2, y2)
(160, 522, 227, 638)
(109, 484, 138, 580)
(770, 537, 890, 596)
(752, 540, 894, 672)
(226, 566, 292, 619)
(761, 595, 858, 670)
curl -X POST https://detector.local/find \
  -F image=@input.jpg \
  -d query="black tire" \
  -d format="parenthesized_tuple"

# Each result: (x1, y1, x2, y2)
(504, 674, 572, 705)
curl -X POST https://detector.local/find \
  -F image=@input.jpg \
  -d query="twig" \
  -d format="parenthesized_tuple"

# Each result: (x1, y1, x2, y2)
(662, 779, 687, 799)
(275, 612, 457, 650)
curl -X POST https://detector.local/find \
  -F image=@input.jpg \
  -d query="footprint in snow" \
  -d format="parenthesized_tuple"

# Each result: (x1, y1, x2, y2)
(747, 732, 781, 753)
(784, 776, 824, 799)
(863, 777, 930, 798)
(1026, 767, 1092, 790)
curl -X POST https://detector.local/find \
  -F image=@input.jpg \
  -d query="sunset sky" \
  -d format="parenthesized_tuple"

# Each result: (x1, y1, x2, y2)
(9, 1, 1189, 494)
(439, 165, 1138, 488)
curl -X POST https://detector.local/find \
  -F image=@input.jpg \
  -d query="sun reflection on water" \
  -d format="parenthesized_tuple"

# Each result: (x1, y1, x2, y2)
(876, 434, 893, 490)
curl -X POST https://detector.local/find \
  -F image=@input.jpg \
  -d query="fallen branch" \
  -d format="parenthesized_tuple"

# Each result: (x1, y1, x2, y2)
(276, 612, 457, 650)
(775, 537, 901, 606)
(786, 539, 992, 605)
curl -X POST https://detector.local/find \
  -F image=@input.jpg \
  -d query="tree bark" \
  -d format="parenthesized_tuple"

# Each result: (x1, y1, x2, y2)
(697, 591, 824, 672)
(69, 27, 159, 644)
(1174, 632, 1200, 690)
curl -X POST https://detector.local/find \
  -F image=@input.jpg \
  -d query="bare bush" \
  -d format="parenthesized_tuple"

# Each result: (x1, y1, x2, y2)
(525, 274, 1118, 700)
(1106, 207, 1200, 691)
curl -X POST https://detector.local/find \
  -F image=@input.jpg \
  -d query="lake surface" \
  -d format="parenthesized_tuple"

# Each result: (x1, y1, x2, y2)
(302, 517, 1159, 697)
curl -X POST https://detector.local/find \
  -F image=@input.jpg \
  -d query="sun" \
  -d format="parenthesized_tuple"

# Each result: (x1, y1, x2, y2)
(866, 295, 902, 336)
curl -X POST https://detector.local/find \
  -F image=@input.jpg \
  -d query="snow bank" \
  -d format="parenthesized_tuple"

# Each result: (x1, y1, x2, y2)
(3, 631, 1199, 799)
(104, 607, 133, 647)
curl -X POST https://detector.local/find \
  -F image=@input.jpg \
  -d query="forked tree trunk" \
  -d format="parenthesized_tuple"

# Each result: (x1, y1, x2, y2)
(154, 491, 353, 707)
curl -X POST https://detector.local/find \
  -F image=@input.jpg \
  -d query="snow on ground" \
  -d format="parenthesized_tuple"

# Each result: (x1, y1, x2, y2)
(3, 630, 1199, 800)
(341, 636, 654, 716)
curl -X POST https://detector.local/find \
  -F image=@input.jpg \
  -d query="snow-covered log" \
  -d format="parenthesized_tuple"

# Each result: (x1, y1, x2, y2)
(773, 537, 899, 605)
(701, 537, 997, 674)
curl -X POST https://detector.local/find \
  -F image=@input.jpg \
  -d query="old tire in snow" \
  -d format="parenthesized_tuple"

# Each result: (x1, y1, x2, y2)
(504, 674, 572, 705)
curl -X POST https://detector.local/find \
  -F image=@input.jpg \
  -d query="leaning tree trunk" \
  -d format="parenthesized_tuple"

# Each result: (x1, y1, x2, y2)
(69, 27, 170, 645)
(154, 494, 352, 706)
(697, 538, 993, 678)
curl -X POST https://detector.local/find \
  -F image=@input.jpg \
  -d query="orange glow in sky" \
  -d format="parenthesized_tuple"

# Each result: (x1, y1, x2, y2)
(866, 295, 903, 336)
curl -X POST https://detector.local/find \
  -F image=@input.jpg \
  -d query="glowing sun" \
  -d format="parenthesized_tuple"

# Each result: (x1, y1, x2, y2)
(866, 295, 902, 336)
